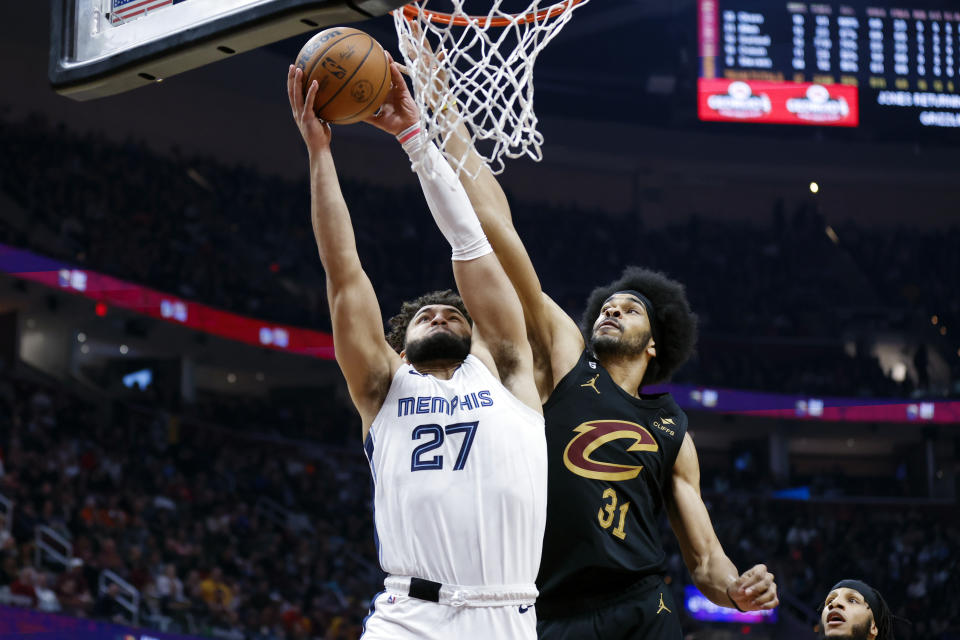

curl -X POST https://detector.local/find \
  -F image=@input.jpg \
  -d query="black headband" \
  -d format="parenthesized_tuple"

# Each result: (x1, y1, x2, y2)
(830, 580, 883, 617)
(606, 290, 659, 345)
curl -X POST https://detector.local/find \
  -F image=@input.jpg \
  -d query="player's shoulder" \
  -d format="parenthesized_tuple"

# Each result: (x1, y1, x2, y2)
(639, 390, 686, 419)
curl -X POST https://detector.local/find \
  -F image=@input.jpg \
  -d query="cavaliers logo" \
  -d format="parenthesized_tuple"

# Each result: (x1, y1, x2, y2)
(563, 420, 658, 481)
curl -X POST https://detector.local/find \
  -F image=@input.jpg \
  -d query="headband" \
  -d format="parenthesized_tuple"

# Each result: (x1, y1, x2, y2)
(606, 290, 659, 345)
(830, 580, 883, 617)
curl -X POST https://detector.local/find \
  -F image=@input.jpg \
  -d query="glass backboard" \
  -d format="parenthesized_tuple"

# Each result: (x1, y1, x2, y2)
(50, 0, 407, 100)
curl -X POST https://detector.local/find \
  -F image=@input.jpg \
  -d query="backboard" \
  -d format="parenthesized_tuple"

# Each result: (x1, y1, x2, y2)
(50, 0, 408, 101)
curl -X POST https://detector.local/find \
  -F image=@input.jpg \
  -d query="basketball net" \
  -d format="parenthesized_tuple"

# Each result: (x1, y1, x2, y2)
(393, 0, 590, 177)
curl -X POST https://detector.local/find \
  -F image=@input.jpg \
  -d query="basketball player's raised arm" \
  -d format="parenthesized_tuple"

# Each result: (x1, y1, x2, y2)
(440, 117, 584, 389)
(418, 142, 540, 409)
(666, 433, 780, 612)
(365, 59, 540, 412)
(288, 66, 399, 429)
(392, 41, 581, 394)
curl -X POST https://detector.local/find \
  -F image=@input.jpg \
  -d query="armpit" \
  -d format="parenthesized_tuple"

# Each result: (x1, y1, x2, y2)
(490, 340, 522, 381)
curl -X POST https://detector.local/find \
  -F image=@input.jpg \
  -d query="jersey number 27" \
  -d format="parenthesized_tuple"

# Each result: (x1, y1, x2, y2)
(411, 421, 479, 472)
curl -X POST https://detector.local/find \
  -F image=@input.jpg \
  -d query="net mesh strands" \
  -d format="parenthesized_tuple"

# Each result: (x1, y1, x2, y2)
(393, 0, 590, 177)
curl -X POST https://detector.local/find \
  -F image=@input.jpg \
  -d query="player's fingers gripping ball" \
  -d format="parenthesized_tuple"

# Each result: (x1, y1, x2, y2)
(295, 27, 391, 124)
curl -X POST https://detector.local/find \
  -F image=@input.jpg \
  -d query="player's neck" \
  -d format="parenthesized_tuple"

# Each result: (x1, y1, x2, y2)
(598, 355, 649, 399)
(409, 358, 463, 380)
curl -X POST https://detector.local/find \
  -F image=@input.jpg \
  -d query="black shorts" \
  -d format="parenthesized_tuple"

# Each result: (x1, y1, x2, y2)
(536, 575, 682, 640)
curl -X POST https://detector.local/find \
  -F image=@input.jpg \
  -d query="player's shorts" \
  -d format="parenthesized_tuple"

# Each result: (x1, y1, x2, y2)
(535, 575, 681, 640)
(361, 576, 539, 640)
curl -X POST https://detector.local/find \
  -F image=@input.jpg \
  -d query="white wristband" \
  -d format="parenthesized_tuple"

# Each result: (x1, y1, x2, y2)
(399, 128, 492, 262)
(396, 123, 425, 156)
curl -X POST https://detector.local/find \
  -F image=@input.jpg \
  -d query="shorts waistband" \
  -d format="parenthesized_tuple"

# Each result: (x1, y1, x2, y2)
(384, 575, 538, 607)
(536, 574, 665, 619)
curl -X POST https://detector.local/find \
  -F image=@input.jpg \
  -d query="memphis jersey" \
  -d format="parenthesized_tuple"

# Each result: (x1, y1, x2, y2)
(536, 351, 687, 612)
(365, 355, 547, 587)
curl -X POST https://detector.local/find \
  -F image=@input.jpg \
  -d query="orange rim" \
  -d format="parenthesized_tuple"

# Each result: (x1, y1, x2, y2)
(397, 0, 585, 27)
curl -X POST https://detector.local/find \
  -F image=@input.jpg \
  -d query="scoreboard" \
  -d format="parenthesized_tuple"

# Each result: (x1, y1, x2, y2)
(698, 1, 960, 130)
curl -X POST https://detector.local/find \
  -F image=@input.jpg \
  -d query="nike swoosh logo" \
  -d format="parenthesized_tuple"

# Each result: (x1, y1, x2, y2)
(518, 605, 531, 613)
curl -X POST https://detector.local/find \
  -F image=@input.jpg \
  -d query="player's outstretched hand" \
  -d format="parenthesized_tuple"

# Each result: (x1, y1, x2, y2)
(402, 23, 456, 120)
(287, 64, 331, 155)
(727, 564, 778, 611)
(364, 52, 420, 136)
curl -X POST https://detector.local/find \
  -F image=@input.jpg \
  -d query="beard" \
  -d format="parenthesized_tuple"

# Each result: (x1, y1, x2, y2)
(818, 619, 873, 640)
(405, 331, 471, 365)
(590, 326, 651, 360)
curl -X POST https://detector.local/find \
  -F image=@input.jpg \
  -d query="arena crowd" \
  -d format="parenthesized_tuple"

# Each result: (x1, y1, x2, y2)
(1, 369, 958, 639)
(0, 112, 957, 399)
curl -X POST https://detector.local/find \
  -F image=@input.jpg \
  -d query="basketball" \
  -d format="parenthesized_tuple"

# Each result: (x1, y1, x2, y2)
(294, 27, 391, 125)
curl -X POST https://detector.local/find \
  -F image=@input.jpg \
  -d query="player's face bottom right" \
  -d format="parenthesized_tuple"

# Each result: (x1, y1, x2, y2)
(818, 620, 874, 640)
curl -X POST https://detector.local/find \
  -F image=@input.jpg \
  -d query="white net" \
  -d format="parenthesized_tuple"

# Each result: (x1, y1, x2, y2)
(393, 0, 590, 177)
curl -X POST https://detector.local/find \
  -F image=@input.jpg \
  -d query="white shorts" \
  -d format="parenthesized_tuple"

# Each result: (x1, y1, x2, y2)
(361, 592, 537, 640)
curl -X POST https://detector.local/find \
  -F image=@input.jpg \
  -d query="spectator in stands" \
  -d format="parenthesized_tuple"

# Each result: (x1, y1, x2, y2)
(199, 566, 233, 613)
(10, 566, 38, 607)
(0, 555, 18, 587)
(0, 514, 13, 551)
(153, 563, 186, 610)
(0, 370, 956, 638)
(1, 112, 956, 399)
(95, 537, 124, 573)
(54, 559, 94, 617)
(91, 582, 127, 623)
(34, 571, 60, 612)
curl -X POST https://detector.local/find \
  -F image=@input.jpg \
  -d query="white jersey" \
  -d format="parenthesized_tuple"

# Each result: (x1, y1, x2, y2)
(365, 355, 547, 589)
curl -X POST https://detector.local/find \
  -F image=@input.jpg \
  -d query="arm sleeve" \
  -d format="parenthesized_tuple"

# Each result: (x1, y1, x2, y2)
(398, 125, 493, 262)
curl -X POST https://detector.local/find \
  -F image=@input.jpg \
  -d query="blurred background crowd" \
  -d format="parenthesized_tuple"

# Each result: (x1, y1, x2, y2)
(0, 96, 957, 640)
(1, 370, 958, 639)
(1, 112, 957, 400)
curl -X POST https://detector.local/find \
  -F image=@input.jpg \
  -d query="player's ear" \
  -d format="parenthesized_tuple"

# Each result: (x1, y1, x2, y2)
(400, 349, 408, 362)
(646, 338, 656, 359)
(868, 617, 878, 640)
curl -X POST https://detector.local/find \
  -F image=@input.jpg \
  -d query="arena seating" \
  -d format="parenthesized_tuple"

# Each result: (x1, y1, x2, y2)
(1, 112, 956, 399)
(1, 367, 957, 639)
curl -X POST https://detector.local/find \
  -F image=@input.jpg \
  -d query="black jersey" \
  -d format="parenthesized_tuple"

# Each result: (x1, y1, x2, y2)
(536, 351, 688, 614)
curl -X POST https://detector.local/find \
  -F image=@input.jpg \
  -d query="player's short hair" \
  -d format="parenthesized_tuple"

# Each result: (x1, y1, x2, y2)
(581, 266, 698, 387)
(386, 290, 472, 353)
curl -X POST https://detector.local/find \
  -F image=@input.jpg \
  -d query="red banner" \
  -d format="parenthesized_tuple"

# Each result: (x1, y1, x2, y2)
(698, 78, 859, 127)
(0, 244, 335, 359)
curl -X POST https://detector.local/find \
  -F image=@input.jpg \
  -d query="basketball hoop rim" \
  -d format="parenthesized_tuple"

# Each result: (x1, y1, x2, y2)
(396, 0, 585, 27)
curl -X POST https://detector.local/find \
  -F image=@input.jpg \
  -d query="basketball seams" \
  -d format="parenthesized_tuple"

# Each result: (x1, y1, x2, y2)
(314, 37, 375, 120)
(296, 27, 390, 124)
(300, 32, 363, 95)
(332, 46, 391, 124)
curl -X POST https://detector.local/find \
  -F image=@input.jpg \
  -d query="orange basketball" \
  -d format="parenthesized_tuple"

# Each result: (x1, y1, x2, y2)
(294, 27, 391, 125)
